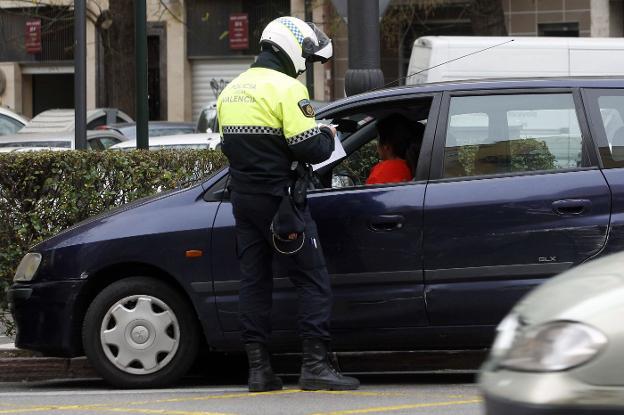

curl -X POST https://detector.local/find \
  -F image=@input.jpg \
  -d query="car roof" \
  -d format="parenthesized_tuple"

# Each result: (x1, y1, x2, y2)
(103, 121, 195, 129)
(0, 146, 70, 153)
(20, 108, 133, 134)
(0, 130, 128, 143)
(110, 133, 220, 148)
(0, 107, 28, 125)
(318, 76, 624, 115)
(416, 35, 624, 48)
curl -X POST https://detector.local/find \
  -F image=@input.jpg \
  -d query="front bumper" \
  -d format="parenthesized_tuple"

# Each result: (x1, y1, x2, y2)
(9, 280, 87, 357)
(480, 366, 624, 415)
(484, 394, 623, 415)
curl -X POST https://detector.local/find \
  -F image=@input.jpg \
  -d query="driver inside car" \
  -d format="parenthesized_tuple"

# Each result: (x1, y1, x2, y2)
(366, 114, 425, 185)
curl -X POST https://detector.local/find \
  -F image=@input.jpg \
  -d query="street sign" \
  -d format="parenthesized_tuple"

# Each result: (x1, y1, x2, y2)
(229, 13, 249, 50)
(25, 20, 42, 54)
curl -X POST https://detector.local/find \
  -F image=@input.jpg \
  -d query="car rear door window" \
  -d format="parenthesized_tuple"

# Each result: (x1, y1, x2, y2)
(443, 94, 586, 178)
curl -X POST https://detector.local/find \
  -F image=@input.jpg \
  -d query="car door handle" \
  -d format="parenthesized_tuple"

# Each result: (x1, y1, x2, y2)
(369, 214, 405, 231)
(552, 199, 592, 216)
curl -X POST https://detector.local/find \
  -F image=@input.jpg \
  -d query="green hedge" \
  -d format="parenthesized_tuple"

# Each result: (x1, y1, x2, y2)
(0, 150, 227, 335)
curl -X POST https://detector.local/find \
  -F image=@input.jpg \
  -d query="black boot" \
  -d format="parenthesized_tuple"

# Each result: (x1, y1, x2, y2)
(245, 343, 283, 392)
(299, 338, 360, 391)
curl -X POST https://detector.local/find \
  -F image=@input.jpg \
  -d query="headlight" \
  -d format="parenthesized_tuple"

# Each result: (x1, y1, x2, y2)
(500, 321, 607, 372)
(490, 313, 521, 357)
(13, 253, 42, 282)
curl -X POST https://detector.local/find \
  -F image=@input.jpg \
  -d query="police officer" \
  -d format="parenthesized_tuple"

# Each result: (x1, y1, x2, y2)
(217, 16, 359, 392)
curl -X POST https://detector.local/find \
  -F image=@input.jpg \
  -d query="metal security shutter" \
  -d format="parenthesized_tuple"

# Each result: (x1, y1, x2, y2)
(191, 59, 254, 122)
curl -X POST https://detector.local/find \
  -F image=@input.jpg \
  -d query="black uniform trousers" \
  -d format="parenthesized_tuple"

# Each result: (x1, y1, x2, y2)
(230, 191, 332, 344)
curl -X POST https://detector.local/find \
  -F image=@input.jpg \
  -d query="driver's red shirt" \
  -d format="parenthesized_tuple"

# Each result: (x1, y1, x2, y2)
(366, 159, 412, 185)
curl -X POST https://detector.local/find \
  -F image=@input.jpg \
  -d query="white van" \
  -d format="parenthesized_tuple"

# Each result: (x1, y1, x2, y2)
(407, 36, 624, 85)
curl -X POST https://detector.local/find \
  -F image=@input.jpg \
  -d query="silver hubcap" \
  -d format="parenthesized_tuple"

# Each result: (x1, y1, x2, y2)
(100, 295, 180, 375)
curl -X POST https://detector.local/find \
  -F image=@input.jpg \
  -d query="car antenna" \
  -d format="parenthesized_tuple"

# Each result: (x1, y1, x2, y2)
(375, 39, 515, 90)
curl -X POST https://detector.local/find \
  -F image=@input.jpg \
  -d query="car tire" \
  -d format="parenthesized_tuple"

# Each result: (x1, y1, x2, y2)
(82, 277, 199, 388)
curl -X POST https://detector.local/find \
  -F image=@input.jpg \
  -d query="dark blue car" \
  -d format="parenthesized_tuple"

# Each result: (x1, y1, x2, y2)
(9, 78, 624, 388)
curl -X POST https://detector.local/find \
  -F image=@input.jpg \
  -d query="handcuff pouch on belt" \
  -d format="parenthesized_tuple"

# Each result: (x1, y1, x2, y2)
(270, 162, 311, 255)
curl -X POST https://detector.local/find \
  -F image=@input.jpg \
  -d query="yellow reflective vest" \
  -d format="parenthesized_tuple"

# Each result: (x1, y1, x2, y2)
(217, 66, 334, 195)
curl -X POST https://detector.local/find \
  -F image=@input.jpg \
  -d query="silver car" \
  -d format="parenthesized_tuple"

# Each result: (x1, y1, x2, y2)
(0, 107, 27, 135)
(0, 130, 129, 152)
(480, 251, 624, 414)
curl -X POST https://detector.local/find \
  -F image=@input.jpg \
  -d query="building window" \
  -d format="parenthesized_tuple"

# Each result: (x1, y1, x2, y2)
(538, 22, 579, 37)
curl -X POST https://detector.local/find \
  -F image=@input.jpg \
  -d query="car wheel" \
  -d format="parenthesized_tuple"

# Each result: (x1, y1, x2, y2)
(82, 277, 199, 388)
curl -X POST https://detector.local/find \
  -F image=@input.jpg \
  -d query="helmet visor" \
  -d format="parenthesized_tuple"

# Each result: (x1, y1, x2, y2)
(305, 23, 333, 63)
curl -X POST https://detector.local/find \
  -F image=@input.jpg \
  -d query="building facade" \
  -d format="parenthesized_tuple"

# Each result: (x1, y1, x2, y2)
(331, 0, 624, 99)
(0, 0, 191, 121)
(1, 0, 622, 120)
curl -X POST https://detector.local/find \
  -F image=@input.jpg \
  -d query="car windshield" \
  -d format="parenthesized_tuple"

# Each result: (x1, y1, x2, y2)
(0, 141, 70, 148)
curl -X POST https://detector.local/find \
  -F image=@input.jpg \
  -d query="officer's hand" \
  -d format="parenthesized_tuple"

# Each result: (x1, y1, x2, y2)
(321, 124, 336, 137)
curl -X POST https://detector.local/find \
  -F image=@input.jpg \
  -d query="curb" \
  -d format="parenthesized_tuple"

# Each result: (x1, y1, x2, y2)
(0, 343, 35, 358)
(0, 344, 98, 382)
(0, 357, 97, 382)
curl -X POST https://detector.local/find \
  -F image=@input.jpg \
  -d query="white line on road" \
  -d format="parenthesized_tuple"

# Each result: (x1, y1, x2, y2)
(0, 387, 247, 398)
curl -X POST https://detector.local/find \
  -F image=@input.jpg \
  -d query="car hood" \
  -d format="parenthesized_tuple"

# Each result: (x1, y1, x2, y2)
(33, 185, 200, 251)
(31, 168, 226, 252)
(514, 252, 624, 326)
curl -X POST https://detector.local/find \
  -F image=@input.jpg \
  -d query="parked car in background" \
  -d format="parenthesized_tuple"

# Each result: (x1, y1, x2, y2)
(10, 77, 624, 388)
(195, 102, 218, 133)
(19, 108, 133, 134)
(98, 122, 195, 139)
(0, 107, 27, 136)
(408, 36, 624, 85)
(0, 130, 129, 152)
(480, 251, 624, 414)
(109, 133, 221, 151)
(195, 100, 328, 134)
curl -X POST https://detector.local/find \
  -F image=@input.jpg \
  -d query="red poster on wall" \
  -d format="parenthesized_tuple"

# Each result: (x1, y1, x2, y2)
(229, 13, 249, 50)
(25, 19, 42, 54)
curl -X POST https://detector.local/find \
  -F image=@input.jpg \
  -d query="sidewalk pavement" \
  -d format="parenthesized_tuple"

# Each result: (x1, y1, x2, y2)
(0, 342, 97, 382)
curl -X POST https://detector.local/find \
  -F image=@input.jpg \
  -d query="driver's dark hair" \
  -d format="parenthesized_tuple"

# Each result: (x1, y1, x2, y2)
(377, 114, 425, 176)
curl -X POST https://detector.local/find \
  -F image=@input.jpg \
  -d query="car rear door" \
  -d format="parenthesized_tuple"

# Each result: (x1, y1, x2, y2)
(582, 87, 624, 255)
(423, 88, 610, 330)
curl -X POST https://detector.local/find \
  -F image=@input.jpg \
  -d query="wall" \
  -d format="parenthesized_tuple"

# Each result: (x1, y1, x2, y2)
(291, 0, 335, 101)
(146, 0, 191, 122)
(503, 0, 591, 36)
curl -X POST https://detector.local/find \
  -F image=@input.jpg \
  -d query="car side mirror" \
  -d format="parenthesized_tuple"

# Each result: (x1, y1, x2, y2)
(332, 172, 356, 188)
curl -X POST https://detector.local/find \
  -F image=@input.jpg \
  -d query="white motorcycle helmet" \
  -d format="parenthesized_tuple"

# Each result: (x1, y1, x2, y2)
(260, 16, 333, 75)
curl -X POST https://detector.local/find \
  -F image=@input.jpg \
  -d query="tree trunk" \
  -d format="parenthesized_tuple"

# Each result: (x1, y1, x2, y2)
(100, 0, 135, 118)
(469, 0, 508, 36)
